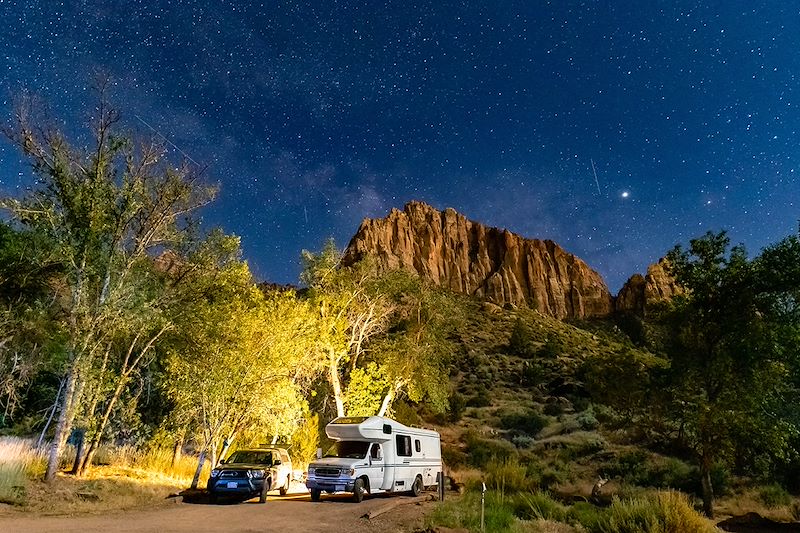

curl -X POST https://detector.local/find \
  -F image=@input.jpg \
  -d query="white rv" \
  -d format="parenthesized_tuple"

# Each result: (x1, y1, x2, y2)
(305, 416, 442, 502)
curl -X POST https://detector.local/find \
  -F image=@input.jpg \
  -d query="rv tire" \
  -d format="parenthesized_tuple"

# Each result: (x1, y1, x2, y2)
(411, 475, 423, 497)
(352, 478, 366, 503)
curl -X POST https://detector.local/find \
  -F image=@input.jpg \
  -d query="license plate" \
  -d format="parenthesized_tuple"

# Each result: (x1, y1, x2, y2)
(226, 482, 238, 489)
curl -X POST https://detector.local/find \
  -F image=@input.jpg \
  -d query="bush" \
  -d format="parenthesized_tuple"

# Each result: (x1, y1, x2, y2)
(509, 318, 538, 358)
(485, 458, 536, 494)
(447, 391, 467, 423)
(759, 484, 792, 508)
(463, 431, 516, 468)
(575, 406, 599, 431)
(466, 386, 492, 408)
(442, 445, 467, 469)
(515, 490, 568, 521)
(425, 490, 516, 532)
(499, 410, 548, 436)
(589, 491, 717, 533)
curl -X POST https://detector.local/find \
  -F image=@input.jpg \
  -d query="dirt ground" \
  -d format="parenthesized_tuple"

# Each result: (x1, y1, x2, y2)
(0, 482, 436, 533)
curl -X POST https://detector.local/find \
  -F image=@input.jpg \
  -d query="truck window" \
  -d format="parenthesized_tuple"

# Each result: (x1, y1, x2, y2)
(370, 443, 382, 460)
(396, 435, 412, 457)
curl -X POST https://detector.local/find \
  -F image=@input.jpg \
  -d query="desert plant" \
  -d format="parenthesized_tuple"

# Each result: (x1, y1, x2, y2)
(759, 484, 792, 508)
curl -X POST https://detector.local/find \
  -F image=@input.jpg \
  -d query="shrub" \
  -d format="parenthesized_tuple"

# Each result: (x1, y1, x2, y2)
(509, 318, 538, 358)
(467, 386, 492, 408)
(515, 490, 568, 521)
(463, 431, 516, 468)
(499, 411, 548, 436)
(511, 434, 535, 449)
(575, 406, 599, 431)
(442, 445, 467, 469)
(425, 490, 516, 532)
(0, 437, 48, 505)
(584, 491, 716, 533)
(485, 458, 535, 494)
(447, 391, 467, 422)
(759, 484, 792, 508)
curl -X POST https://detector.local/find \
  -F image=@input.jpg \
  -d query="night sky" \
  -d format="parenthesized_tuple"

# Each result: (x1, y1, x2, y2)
(2, 1, 798, 291)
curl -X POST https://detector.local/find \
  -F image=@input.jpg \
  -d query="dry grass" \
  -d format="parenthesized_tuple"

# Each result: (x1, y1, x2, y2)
(0, 437, 209, 514)
(716, 488, 799, 523)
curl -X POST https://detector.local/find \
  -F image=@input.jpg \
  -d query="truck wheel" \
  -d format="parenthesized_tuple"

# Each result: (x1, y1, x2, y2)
(310, 488, 322, 501)
(259, 478, 271, 503)
(209, 492, 218, 504)
(411, 475, 423, 497)
(279, 475, 290, 496)
(352, 478, 366, 503)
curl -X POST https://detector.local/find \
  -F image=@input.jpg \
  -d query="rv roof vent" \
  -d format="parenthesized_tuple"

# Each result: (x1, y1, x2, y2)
(383, 424, 392, 434)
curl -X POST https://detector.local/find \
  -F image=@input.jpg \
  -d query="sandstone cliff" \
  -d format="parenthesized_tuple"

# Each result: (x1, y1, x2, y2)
(343, 201, 614, 319)
(615, 258, 683, 316)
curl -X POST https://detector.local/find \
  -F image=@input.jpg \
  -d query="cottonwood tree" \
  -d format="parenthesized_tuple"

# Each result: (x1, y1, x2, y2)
(661, 231, 800, 517)
(301, 240, 395, 418)
(1, 82, 215, 481)
(302, 243, 461, 418)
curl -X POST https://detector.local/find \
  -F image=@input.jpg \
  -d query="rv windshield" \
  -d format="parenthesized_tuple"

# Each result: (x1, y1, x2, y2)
(325, 441, 370, 459)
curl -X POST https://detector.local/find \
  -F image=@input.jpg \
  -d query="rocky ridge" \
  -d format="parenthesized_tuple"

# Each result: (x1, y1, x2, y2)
(343, 201, 614, 319)
(344, 202, 680, 319)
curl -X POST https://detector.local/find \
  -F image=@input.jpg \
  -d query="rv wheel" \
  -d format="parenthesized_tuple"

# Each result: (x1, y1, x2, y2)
(411, 475, 423, 497)
(310, 488, 322, 501)
(352, 478, 366, 503)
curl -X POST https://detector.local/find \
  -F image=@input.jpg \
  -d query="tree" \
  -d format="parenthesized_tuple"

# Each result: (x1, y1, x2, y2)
(661, 231, 800, 517)
(302, 242, 461, 419)
(301, 240, 395, 418)
(163, 245, 321, 489)
(1, 81, 216, 481)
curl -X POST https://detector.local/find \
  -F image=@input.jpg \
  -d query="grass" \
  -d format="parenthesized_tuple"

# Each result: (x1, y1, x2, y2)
(426, 487, 718, 533)
(0, 436, 210, 513)
(0, 437, 48, 504)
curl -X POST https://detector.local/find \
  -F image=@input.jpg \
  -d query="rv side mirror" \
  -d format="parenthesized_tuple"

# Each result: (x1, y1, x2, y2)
(219, 458, 226, 465)
(316, 447, 323, 459)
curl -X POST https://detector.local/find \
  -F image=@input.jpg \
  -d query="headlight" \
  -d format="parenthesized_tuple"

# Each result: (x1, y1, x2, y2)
(249, 469, 266, 479)
(307, 467, 315, 475)
(211, 469, 219, 478)
(348, 468, 355, 477)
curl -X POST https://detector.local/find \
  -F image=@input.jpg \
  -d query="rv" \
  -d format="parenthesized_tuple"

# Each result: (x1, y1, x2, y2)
(305, 416, 442, 502)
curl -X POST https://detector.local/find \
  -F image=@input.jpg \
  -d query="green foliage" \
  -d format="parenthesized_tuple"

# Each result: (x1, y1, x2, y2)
(342, 362, 388, 417)
(588, 491, 717, 533)
(499, 410, 549, 436)
(425, 490, 516, 532)
(758, 484, 792, 508)
(289, 413, 320, 469)
(463, 430, 517, 468)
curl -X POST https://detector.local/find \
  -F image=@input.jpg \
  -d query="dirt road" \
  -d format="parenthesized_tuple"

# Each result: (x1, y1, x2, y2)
(0, 483, 434, 533)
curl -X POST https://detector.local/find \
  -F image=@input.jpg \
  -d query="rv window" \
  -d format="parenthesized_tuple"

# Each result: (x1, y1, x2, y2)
(415, 439, 421, 453)
(370, 444, 382, 460)
(396, 435, 412, 457)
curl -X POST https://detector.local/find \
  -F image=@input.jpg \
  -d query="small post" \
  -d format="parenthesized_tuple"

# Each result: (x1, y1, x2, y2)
(437, 471, 445, 501)
(480, 481, 486, 533)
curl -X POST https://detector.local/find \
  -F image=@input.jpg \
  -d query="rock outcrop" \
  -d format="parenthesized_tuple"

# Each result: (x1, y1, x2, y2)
(615, 259, 682, 316)
(343, 201, 614, 319)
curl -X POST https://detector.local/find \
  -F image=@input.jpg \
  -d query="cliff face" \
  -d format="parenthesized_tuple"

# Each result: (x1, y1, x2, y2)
(616, 258, 683, 316)
(343, 201, 614, 319)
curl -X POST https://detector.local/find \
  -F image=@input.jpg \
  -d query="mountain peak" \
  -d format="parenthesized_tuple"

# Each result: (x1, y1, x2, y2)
(343, 202, 614, 319)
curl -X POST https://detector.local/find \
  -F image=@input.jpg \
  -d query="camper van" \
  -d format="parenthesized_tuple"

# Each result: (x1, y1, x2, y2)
(305, 416, 442, 502)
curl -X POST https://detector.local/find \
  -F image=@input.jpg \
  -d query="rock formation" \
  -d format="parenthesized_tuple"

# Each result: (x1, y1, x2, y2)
(343, 201, 614, 319)
(615, 258, 682, 316)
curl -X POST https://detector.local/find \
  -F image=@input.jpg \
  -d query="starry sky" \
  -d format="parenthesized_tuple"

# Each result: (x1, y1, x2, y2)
(1, 1, 798, 291)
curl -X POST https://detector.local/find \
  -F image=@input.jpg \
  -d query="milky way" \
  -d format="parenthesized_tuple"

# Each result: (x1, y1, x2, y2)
(1, 1, 798, 290)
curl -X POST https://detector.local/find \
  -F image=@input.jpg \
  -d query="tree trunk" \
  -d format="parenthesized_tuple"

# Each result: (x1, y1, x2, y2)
(700, 454, 715, 518)
(171, 436, 184, 468)
(191, 448, 207, 490)
(377, 388, 395, 417)
(45, 368, 78, 482)
(69, 428, 85, 475)
(78, 375, 130, 476)
(210, 442, 218, 469)
(218, 434, 235, 464)
(329, 356, 345, 418)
